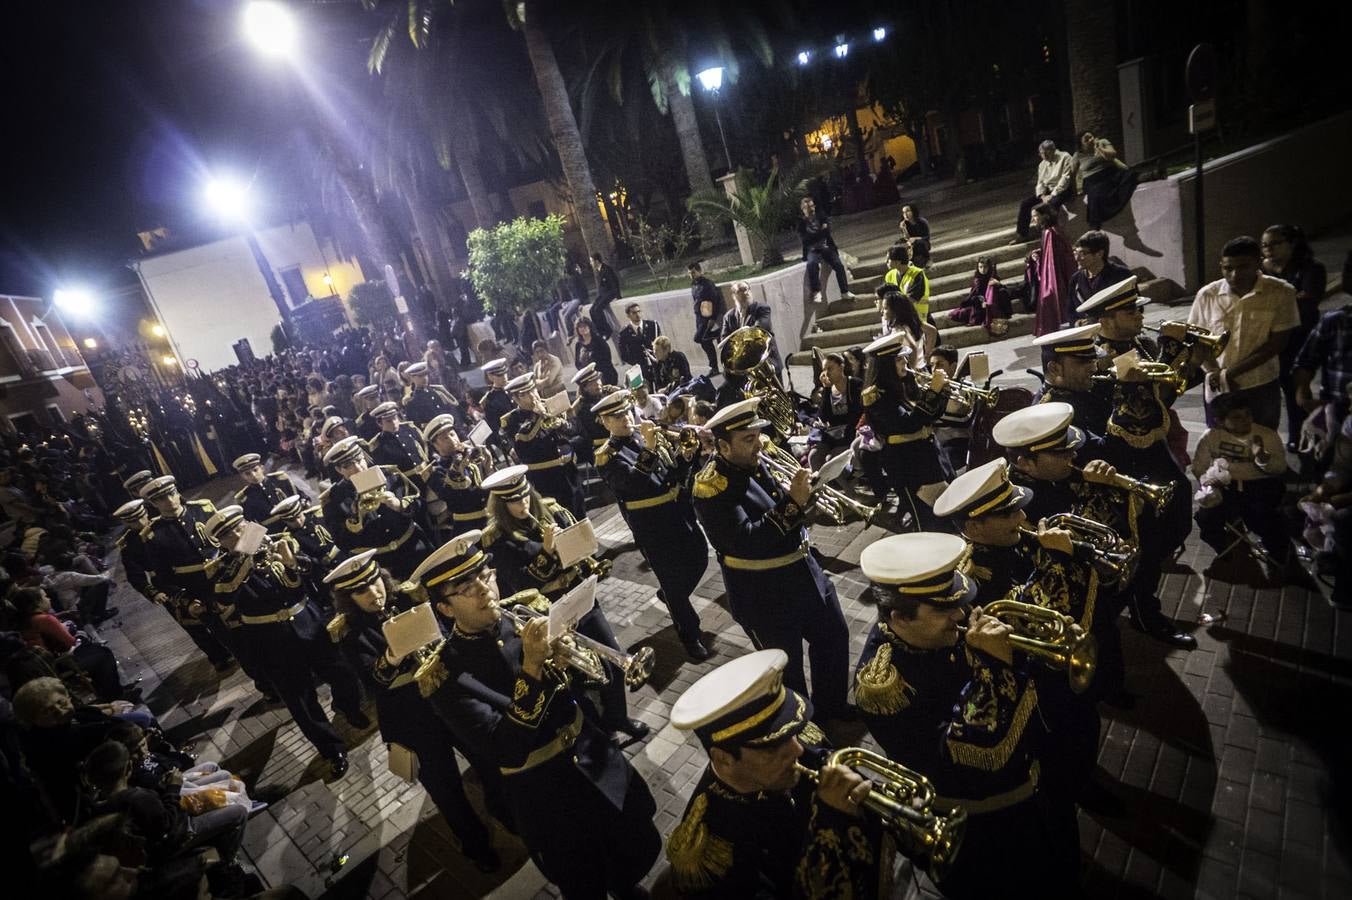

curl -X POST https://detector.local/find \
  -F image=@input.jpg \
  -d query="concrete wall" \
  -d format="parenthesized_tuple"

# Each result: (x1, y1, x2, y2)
(595, 262, 842, 378)
(134, 222, 364, 372)
(1073, 111, 1352, 297)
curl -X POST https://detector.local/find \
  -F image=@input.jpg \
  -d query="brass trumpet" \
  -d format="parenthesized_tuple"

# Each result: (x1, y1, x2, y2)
(909, 367, 1000, 406)
(794, 747, 966, 881)
(496, 602, 656, 690)
(1020, 513, 1139, 584)
(654, 424, 702, 455)
(1071, 465, 1174, 514)
(1145, 321, 1229, 357)
(978, 599, 1098, 694)
(759, 440, 880, 526)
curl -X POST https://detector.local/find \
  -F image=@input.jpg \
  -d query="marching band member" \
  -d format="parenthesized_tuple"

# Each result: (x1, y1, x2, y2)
(1033, 323, 1113, 441)
(853, 532, 1077, 899)
(368, 402, 431, 484)
(122, 469, 154, 500)
(933, 462, 1111, 844)
(692, 398, 853, 723)
(1080, 275, 1158, 359)
(422, 414, 491, 537)
(412, 532, 661, 900)
(479, 465, 648, 740)
(320, 436, 430, 580)
(270, 494, 340, 599)
(206, 506, 366, 775)
(501, 371, 586, 519)
(593, 390, 712, 660)
(112, 499, 157, 606)
(570, 363, 617, 467)
(479, 358, 514, 455)
(323, 551, 499, 871)
(860, 330, 950, 531)
(667, 649, 880, 899)
(138, 476, 235, 672)
(352, 384, 382, 440)
(401, 361, 462, 428)
(231, 452, 308, 529)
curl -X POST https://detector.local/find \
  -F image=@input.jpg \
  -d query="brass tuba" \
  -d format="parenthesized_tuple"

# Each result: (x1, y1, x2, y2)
(1021, 513, 1139, 585)
(720, 326, 798, 437)
(978, 599, 1099, 694)
(795, 747, 966, 881)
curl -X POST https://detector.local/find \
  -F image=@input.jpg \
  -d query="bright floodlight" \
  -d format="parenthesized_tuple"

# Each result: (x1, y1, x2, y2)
(204, 176, 252, 222)
(796, 50, 811, 66)
(834, 42, 849, 59)
(54, 288, 95, 317)
(695, 66, 725, 93)
(150, 323, 167, 338)
(873, 27, 887, 42)
(83, 337, 98, 349)
(243, 1, 298, 58)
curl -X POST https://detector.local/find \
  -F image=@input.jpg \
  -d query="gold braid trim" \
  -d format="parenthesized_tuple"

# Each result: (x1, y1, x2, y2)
(854, 643, 914, 715)
(326, 613, 349, 643)
(1079, 567, 1100, 633)
(667, 793, 734, 892)
(415, 647, 450, 698)
(946, 680, 1038, 772)
(1107, 417, 1170, 448)
(861, 384, 878, 407)
(693, 460, 727, 499)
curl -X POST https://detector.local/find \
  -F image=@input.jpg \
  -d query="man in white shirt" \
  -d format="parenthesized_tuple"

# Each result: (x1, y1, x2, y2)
(1187, 235, 1300, 430)
(1014, 140, 1075, 241)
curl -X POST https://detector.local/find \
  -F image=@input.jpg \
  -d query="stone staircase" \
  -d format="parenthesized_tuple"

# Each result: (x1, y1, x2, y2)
(787, 225, 1039, 365)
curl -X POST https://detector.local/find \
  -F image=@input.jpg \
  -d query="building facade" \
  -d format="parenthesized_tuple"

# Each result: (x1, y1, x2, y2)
(0, 294, 103, 435)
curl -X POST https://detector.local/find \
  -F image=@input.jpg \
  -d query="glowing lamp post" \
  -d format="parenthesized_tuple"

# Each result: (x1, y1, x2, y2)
(242, 1, 298, 59)
(202, 174, 291, 322)
(696, 66, 734, 172)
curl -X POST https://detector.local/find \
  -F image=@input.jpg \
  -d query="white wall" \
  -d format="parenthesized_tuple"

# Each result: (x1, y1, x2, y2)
(134, 222, 363, 371)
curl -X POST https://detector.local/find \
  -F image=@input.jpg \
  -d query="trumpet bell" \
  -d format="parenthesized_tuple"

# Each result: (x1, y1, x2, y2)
(1068, 634, 1099, 695)
(624, 646, 656, 690)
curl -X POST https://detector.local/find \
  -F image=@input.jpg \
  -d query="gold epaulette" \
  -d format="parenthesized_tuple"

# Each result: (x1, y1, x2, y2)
(326, 612, 349, 643)
(480, 522, 502, 547)
(692, 461, 727, 499)
(415, 642, 450, 698)
(666, 793, 734, 892)
(138, 522, 156, 541)
(594, 443, 612, 467)
(188, 499, 217, 512)
(854, 642, 914, 715)
(542, 497, 574, 526)
(969, 562, 993, 582)
(861, 385, 879, 407)
(506, 588, 550, 615)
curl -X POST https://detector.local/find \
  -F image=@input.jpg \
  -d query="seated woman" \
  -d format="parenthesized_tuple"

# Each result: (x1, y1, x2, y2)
(8, 586, 129, 702)
(478, 465, 646, 739)
(1075, 131, 1138, 230)
(809, 352, 864, 470)
(572, 318, 619, 386)
(898, 203, 931, 242)
(947, 255, 1013, 335)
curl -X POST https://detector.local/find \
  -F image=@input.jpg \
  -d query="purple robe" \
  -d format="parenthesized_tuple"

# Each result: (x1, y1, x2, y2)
(1034, 226, 1076, 337)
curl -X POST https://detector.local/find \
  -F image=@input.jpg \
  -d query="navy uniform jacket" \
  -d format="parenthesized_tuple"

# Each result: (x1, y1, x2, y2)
(117, 525, 156, 600)
(369, 424, 430, 479)
(210, 538, 321, 642)
(854, 625, 1043, 808)
(596, 433, 706, 560)
(862, 379, 945, 443)
(425, 456, 489, 535)
(501, 408, 573, 469)
(236, 472, 306, 528)
(321, 467, 426, 567)
(667, 730, 881, 899)
(692, 455, 831, 611)
(481, 388, 513, 439)
(141, 500, 220, 602)
(1037, 383, 1112, 444)
(481, 500, 604, 600)
(403, 384, 462, 428)
(417, 599, 655, 887)
(571, 385, 618, 463)
(354, 410, 380, 441)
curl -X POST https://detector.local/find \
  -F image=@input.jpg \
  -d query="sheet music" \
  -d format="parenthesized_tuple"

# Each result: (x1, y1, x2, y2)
(351, 466, 386, 495)
(382, 603, 442, 661)
(554, 518, 598, 569)
(543, 391, 572, 415)
(549, 575, 596, 641)
(468, 419, 493, 447)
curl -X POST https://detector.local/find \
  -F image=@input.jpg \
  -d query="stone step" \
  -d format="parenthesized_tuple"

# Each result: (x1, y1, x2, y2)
(815, 279, 1029, 330)
(845, 225, 1022, 276)
(848, 230, 1031, 280)
(788, 313, 1038, 364)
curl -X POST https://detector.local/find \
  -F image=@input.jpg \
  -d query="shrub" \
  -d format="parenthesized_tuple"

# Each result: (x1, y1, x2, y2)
(466, 215, 568, 314)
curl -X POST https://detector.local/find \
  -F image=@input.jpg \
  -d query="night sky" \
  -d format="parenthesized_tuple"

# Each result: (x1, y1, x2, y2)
(0, 0, 368, 300)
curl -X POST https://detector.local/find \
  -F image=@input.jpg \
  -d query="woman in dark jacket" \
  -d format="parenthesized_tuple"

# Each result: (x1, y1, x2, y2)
(898, 203, 931, 241)
(572, 317, 619, 386)
(325, 553, 500, 869)
(809, 352, 864, 469)
(1264, 223, 1328, 447)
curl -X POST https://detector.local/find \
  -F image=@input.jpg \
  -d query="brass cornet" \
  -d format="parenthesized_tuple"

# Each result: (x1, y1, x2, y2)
(977, 599, 1098, 694)
(1020, 513, 1139, 584)
(908, 367, 1000, 406)
(1144, 321, 1229, 357)
(795, 747, 966, 881)
(1071, 465, 1174, 514)
(759, 440, 879, 526)
(497, 602, 656, 690)
(653, 424, 702, 455)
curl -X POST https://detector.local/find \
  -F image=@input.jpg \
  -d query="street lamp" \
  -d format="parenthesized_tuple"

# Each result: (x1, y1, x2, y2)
(796, 50, 811, 66)
(696, 66, 733, 171)
(83, 337, 97, 350)
(873, 27, 887, 42)
(834, 41, 849, 59)
(202, 173, 291, 321)
(242, 1, 298, 58)
(54, 288, 96, 318)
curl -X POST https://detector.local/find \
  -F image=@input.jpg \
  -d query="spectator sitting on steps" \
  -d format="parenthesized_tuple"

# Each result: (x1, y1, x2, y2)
(1012, 140, 1075, 243)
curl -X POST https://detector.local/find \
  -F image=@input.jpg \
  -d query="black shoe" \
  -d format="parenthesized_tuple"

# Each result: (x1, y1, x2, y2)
(212, 659, 237, 674)
(329, 753, 349, 778)
(344, 710, 372, 730)
(93, 607, 119, 623)
(614, 718, 651, 740)
(469, 846, 501, 874)
(261, 692, 283, 705)
(1140, 620, 1197, 650)
(683, 639, 713, 661)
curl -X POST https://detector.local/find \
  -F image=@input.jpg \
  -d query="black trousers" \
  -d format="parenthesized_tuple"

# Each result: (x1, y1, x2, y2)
(1015, 188, 1074, 239)
(72, 642, 123, 701)
(878, 438, 949, 532)
(254, 626, 365, 760)
(574, 606, 632, 732)
(938, 797, 1079, 900)
(1196, 479, 1289, 559)
(805, 246, 850, 295)
(632, 515, 707, 644)
(408, 732, 493, 857)
(697, 338, 719, 374)
(180, 620, 233, 669)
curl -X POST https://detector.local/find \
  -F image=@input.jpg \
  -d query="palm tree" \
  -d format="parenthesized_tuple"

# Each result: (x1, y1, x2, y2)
(687, 159, 827, 268)
(1062, 0, 1121, 143)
